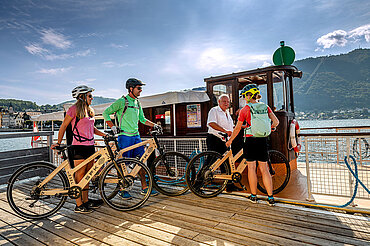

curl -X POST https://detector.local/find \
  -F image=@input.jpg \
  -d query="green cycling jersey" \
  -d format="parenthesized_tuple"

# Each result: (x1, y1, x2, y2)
(103, 95, 147, 136)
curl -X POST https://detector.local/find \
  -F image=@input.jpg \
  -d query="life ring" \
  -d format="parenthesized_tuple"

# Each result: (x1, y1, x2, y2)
(289, 119, 301, 153)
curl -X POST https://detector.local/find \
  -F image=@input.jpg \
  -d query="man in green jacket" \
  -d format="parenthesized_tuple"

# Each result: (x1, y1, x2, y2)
(103, 78, 161, 198)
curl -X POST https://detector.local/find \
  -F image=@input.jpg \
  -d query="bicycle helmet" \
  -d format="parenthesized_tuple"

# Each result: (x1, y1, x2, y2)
(240, 84, 260, 98)
(72, 85, 95, 98)
(126, 78, 145, 89)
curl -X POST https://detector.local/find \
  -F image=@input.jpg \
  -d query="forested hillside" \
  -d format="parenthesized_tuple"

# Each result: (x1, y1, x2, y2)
(293, 48, 370, 112)
(0, 96, 115, 112)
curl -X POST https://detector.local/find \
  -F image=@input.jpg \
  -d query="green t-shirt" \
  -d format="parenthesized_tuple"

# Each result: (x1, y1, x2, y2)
(103, 95, 147, 136)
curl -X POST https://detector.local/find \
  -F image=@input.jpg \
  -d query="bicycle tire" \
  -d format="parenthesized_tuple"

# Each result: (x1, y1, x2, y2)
(257, 150, 290, 195)
(99, 158, 153, 211)
(7, 162, 69, 219)
(150, 151, 190, 196)
(186, 151, 229, 198)
(90, 161, 119, 200)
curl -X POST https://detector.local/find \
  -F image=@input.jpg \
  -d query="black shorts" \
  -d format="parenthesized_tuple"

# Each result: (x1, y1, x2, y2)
(71, 145, 95, 160)
(243, 137, 268, 162)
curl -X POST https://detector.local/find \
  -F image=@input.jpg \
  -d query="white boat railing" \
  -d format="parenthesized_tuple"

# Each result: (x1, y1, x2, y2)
(298, 132, 370, 201)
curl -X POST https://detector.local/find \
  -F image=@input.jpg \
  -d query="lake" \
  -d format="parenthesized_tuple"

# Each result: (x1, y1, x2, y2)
(0, 118, 369, 152)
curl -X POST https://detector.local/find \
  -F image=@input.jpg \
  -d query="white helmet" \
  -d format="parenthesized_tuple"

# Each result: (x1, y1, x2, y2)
(71, 85, 94, 98)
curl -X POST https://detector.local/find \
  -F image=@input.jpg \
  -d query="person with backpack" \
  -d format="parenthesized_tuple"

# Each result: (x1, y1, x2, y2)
(102, 78, 161, 199)
(226, 84, 279, 206)
(51, 85, 107, 213)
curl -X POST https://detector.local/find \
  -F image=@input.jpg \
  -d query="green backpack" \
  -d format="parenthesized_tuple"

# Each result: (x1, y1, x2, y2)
(244, 102, 271, 138)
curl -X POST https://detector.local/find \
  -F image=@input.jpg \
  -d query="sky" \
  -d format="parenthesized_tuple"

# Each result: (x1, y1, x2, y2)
(0, 0, 369, 105)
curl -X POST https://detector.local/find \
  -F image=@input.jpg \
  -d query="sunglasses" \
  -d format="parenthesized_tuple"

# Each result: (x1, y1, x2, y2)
(136, 86, 142, 90)
(88, 95, 93, 98)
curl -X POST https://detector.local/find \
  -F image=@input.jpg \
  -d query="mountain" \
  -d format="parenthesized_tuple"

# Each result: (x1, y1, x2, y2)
(0, 96, 116, 113)
(293, 48, 370, 112)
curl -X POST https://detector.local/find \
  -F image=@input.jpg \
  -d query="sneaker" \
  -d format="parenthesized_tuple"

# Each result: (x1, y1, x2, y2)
(141, 188, 159, 196)
(267, 197, 275, 207)
(74, 204, 94, 214)
(86, 199, 104, 209)
(118, 190, 133, 200)
(247, 194, 258, 204)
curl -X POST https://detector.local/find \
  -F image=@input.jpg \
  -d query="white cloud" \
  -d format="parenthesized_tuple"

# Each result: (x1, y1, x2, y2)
(102, 61, 134, 68)
(349, 24, 370, 42)
(25, 43, 48, 55)
(110, 43, 128, 49)
(36, 67, 72, 75)
(316, 30, 348, 49)
(316, 24, 370, 50)
(76, 49, 92, 57)
(196, 47, 270, 71)
(73, 78, 97, 86)
(41, 29, 71, 49)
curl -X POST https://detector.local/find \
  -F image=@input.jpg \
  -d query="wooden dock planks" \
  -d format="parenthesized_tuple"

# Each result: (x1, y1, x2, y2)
(0, 187, 369, 246)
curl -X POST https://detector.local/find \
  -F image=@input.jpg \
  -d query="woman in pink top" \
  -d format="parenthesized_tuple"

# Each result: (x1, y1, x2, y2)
(51, 85, 106, 214)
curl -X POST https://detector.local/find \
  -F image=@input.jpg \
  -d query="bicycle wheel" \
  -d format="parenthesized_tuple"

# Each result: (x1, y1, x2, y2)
(7, 162, 68, 219)
(257, 150, 290, 195)
(150, 151, 190, 196)
(90, 161, 119, 200)
(99, 158, 153, 211)
(186, 151, 229, 198)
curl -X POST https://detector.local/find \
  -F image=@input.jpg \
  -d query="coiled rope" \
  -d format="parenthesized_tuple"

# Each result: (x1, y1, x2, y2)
(321, 155, 370, 208)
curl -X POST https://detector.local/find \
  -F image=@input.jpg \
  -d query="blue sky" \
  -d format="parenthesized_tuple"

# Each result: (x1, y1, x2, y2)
(0, 0, 369, 105)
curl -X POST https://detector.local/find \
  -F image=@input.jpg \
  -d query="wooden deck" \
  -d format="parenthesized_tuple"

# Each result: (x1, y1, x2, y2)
(0, 187, 369, 246)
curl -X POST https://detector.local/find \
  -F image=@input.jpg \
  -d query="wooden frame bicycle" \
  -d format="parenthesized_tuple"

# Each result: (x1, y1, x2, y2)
(6, 134, 153, 219)
(114, 130, 191, 196)
(185, 147, 290, 198)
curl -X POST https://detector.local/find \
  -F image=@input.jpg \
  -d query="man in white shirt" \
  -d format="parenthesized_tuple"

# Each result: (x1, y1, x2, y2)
(206, 94, 242, 192)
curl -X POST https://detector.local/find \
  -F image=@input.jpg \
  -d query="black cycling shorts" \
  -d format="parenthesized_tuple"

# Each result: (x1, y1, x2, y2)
(71, 145, 95, 160)
(243, 137, 268, 162)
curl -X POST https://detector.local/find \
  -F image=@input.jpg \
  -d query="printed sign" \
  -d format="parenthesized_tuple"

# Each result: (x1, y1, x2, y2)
(187, 104, 201, 128)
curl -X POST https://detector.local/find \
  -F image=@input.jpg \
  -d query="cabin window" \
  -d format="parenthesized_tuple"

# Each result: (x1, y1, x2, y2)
(212, 84, 233, 114)
(272, 71, 287, 111)
(154, 106, 171, 135)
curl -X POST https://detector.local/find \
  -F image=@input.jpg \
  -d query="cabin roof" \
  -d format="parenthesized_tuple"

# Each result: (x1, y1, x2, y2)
(204, 65, 301, 85)
(31, 90, 210, 121)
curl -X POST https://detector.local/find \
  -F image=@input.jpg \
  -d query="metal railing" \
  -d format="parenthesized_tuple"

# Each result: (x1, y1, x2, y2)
(51, 129, 370, 205)
(298, 131, 370, 201)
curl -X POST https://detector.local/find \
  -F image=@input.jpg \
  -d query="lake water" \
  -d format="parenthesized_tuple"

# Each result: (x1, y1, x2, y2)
(0, 118, 369, 152)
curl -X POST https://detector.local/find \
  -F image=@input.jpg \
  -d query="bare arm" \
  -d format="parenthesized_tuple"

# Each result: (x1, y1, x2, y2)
(225, 120, 243, 147)
(268, 111, 279, 128)
(106, 120, 114, 128)
(144, 119, 156, 127)
(208, 122, 232, 136)
(94, 127, 106, 137)
(51, 114, 73, 148)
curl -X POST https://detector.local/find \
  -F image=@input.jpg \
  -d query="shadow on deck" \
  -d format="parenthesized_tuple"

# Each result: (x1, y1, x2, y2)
(0, 188, 369, 246)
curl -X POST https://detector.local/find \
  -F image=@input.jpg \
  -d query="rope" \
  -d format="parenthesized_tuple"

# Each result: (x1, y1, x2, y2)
(317, 155, 370, 208)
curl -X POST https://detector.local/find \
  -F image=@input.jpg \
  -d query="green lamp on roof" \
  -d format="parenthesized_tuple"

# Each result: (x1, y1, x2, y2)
(273, 41, 295, 65)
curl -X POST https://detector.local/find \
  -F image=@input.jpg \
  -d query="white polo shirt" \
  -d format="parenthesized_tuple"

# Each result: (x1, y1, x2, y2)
(207, 106, 234, 139)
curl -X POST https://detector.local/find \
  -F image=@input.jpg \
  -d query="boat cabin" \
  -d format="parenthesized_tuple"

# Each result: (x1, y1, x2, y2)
(205, 65, 302, 161)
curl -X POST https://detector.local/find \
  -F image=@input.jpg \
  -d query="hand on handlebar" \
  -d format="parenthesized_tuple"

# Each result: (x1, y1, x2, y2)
(153, 124, 163, 134)
(50, 142, 60, 150)
(225, 140, 232, 148)
(111, 126, 118, 135)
